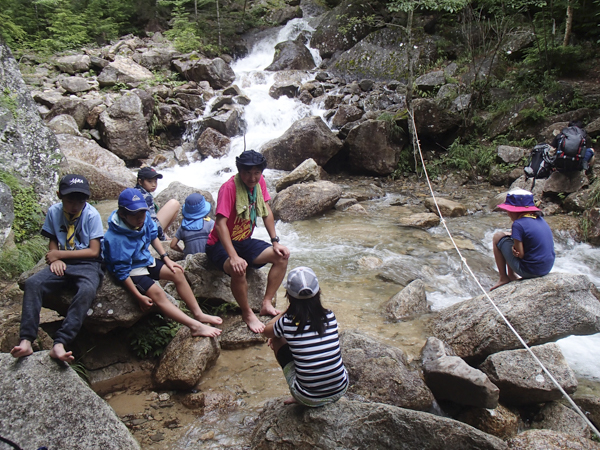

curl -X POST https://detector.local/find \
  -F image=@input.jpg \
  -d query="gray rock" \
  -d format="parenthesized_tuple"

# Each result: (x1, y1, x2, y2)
(98, 92, 151, 160)
(265, 40, 315, 71)
(574, 396, 600, 431)
(131, 88, 155, 124)
(152, 327, 220, 390)
(489, 97, 541, 140)
(543, 170, 589, 195)
(497, 145, 526, 164)
(331, 104, 363, 129)
(196, 127, 231, 160)
(437, 83, 459, 100)
(176, 92, 206, 111)
(59, 76, 92, 93)
(97, 56, 154, 87)
(456, 405, 519, 440)
(412, 98, 461, 146)
(262, 116, 343, 171)
(340, 330, 434, 411)
(451, 94, 472, 112)
(55, 54, 91, 74)
(250, 398, 508, 449)
(203, 107, 243, 137)
(172, 57, 235, 89)
(0, 182, 14, 249)
(385, 279, 430, 321)
(420, 336, 457, 365)
(584, 207, 600, 246)
(377, 255, 426, 286)
(506, 429, 599, 449)
(219, 315, 269, 349)
(335, 198, 358, 211)
(45, 97, 90, 130)
(132, 47, 179, 70)
(0, 43, 62, 209)
(415, 70, 446, 91)
(33, 90, 65, 108)
(430, 274, 600, 361)
(182, 253, 270, 313)
(47, 114, 82, 136)
(275, 158, 321, 192)
(398, 212, 441, 229)
(271, 181, 342, 222)
(530, 402, 591, 439)
(345, 119, 405, 175)
(479, 343, 578, 405)
(0, 351, 140, 449)
(424, 197, 467, 217)
(563, 191, 590, 212)
(266, 5, 302, 25)
(156, 103, 195, 128)
(268, 80, 300, 99)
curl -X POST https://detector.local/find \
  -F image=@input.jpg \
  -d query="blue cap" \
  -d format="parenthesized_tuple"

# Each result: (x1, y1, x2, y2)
(182, 193, 211, 220)
(118, 188, 149, 212)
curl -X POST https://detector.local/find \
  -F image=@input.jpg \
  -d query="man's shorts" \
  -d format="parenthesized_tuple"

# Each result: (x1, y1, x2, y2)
(275, 343, 348, 408)
(130, 260, 165, 294)
(206, 238, 271, 272)
(496, 236, 537, 279)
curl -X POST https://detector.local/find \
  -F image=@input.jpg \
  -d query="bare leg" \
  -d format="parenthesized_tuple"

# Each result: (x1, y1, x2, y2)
(269, 336, 297, 405)
(157, 199, 181, 238)
(160, 265, 222, 325)
(224, 259, 264, 333)
(10, 339, 33, 358)
(146, 283, 221, 337)
(491, 231, 513, 291)
(253, 247, 288, 316)
(283, 397, 298, 405)
(49, 343, 74, 362)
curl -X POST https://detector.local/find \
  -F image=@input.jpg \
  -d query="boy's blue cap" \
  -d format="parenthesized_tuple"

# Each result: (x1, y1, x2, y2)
(182, 193, 211, 220)
(118, 188, 149, 212)
(236, 150, 267, 170)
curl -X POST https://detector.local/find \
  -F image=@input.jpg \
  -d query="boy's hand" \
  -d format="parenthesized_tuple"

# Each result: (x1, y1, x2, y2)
(273, 242, 290, 259)
(164, 257, 183, 273)
(50, 260, 67, 276)
(45, 249, 62, 264)
(229, 255, 248, 275)
(512, 247, 522, 258)
(137, 295, 154, 312)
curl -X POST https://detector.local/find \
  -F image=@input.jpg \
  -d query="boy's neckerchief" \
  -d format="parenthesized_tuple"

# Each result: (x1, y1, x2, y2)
(521, 213, 538, 219)
(63, 207, 83, 250)
(234, 174, 268, 227)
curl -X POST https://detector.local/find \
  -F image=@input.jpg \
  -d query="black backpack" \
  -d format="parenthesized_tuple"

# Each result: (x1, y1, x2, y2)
(524, 143, 554, 188)
(554, 126, 586, 172)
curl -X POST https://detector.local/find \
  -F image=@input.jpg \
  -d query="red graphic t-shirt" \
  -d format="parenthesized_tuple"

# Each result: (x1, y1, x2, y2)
(207, 175, 271, 246)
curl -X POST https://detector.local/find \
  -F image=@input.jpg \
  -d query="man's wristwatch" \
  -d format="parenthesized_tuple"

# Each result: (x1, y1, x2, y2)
(270, 236, 280, 243)
(160, 253, 169, 260)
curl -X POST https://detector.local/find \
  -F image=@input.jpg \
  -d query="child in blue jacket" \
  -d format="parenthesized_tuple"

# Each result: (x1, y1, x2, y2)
(103, 188, 221, 337)
(170, 193, 215, 256)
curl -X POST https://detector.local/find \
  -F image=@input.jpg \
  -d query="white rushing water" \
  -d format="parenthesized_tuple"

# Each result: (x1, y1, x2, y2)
(154, 17, 600, 384)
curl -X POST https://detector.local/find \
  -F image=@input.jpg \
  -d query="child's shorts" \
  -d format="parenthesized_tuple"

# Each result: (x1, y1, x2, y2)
(206, 238, 271, 272)
(276, 343, 348, 408)
(496, 236, 538, 279)
(129, 260, 165, 294)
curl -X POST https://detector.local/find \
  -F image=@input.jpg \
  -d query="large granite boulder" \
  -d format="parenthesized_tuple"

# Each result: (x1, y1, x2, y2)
(456, 405, 519, 440)
(45, 97, 90, 130)
(275, 158, 321, 192)
(543, 170, 589, 195)
(56, 134, 136, 200)
(54, 54, 91, 74)
(172, 57, 235, 89)
(424, 197, 467, 217)
(412, 98, 461, 146)
(0, 351, 140, 449)
(97, 56, 154, 87)
(0, 182, 14, 248)
(203, 107, 244, 137)
(271, 181, 342, 222)
(261, 116, 343, 170)
(0, 43, 62, 209)
(250, 398, 508, 449)
(152, 327, 220, 390)
(98, 92, 151, 160)
(331, 104, 364, 129)
(340, 330, 434, 411)
(385, 279, 430, 321)
(196, 127, 231, 160)
(181, 253, 270, 313)
(59, 76, 93, 94)
(506, 429, 600, 449)
(132, 47, 179, 70)
(345, 119, 405, 175)
(47, 114, 82, 136)
(265, 39, 316, 71)
(479, 343, 578, 405)
(430, 274, 600, 361)
(530, 402, 591, 439)
(156, 102, 195, 129)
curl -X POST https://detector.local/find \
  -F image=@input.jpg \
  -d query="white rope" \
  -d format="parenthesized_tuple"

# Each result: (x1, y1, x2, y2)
(407, 110, 600, 439)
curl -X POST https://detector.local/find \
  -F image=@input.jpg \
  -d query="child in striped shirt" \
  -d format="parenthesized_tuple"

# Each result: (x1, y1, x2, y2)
(263, 267, 348, 407)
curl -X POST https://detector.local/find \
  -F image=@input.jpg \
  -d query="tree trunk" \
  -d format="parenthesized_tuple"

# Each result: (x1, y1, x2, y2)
(216, 0, 221, 51)
(563, 0, 573, 46)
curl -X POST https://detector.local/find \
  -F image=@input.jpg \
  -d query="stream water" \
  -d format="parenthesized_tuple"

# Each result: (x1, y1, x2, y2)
(109, 16, 600, 449)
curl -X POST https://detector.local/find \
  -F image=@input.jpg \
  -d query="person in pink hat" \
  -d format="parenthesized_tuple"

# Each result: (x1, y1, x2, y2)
(491, 189, 555, 291)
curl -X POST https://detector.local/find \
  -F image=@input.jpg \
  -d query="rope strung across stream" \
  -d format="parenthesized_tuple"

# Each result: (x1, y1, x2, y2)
(408, 110, 600, 440)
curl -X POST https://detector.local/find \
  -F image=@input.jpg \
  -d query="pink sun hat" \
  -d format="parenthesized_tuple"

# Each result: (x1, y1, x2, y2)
(497, 189, 540, 213)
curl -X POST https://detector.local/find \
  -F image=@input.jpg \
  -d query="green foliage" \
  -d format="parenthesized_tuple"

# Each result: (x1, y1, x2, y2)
(522, 44, 586, 77)
(0, 236, 47, 279)
(0, 171, 44, 243)
(128, 313, 181, 358)
(335, 13, 379, 34)
(387, 0, 468, 13)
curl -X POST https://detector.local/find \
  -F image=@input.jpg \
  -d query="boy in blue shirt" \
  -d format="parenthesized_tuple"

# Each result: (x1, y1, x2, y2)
(491, 189, 555, 291)
(170, 193, 215, 256)
(11, 174, 104, 362)
(103, 188, 222, 337)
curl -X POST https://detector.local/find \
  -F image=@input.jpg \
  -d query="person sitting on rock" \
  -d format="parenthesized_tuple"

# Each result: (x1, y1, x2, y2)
(550, 120, 595, 173)
(205, 150, 290, 333)
(491, 189, 555, 291)
(135, 166, 180, 240)
(11, 174, 104, 362)
(102, 188, 222, 337)
(170, 193, 214, 256)
(262, 266, 348, 407)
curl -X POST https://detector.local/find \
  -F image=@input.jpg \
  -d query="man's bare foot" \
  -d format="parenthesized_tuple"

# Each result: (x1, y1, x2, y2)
(243, 311, 265, 333)
(190, 322, 222, 338)
(260, 303, 281, 317)
(10, 340, 33, 358)
(49, 343, 74, 363)
(490, 279, 511, 291)
(283, 397, 298, 405)
(195, 312, 223, 325)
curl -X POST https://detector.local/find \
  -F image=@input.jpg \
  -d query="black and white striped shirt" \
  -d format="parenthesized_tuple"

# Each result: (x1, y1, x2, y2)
(273, 311, 348, 399)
